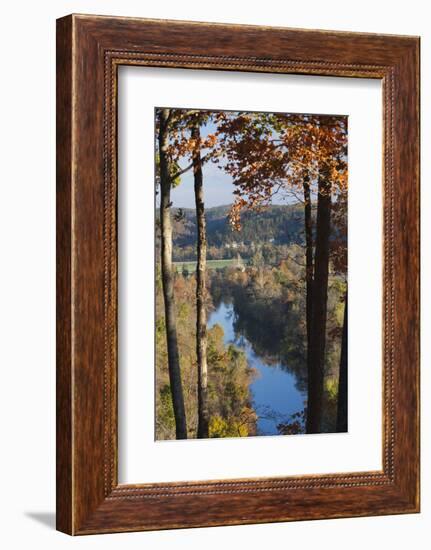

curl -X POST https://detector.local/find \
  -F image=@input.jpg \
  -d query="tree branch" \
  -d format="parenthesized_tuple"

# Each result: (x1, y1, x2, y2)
(169, 151, 216, 183)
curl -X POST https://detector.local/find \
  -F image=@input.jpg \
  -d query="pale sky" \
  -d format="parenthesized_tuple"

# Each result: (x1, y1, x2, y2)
(171, 162, 235, 208)
(170, 162, 294, 208)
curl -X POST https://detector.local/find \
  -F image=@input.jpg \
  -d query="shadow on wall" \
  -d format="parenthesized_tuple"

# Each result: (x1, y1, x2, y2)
(25, 512, 55, 530)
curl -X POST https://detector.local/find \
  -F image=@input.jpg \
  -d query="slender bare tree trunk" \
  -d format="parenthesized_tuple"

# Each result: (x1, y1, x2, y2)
(336, 293, 348, 432)
(306, 174, 331, 434)
(191, 123, 209, 439)
(158, 109, 187, 439)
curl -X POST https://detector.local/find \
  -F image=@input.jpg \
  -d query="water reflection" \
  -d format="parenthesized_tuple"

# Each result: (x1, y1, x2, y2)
(208, 301, 306, 435)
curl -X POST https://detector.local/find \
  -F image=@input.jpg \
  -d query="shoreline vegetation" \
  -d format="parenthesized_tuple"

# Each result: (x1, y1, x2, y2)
(155, 108, 348, 440)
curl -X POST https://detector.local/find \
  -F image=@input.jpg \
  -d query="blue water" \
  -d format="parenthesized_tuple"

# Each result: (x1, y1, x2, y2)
(208, 301, 306, 436)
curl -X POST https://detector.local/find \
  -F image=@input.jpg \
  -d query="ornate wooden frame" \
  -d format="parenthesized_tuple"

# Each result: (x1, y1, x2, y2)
(56, 14, 420, 535)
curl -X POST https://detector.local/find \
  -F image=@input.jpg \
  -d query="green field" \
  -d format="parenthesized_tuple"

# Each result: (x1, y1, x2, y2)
(174, 259, 242, 273)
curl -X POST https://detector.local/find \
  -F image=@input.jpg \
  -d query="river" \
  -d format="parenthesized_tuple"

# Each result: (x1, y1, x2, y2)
(208, 301, 306, 436)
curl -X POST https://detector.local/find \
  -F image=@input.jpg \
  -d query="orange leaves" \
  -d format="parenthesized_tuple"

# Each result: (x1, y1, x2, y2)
(157, 108, 220, 172)
(229, 198, 248, 231)
(205, 133, 217, 148)
(217, 112, 348, 229)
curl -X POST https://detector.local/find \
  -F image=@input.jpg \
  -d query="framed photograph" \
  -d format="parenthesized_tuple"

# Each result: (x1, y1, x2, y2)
(56, 14, 420, 535)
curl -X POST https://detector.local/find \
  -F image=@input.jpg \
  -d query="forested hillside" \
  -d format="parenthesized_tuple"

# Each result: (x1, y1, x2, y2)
(174, 203, 305, 246)
(156, 203, 313, 262)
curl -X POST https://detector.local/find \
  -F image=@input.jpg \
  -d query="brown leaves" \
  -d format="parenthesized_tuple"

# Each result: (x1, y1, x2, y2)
(156, 108, 221, 175)
(216, 113, 348, 230)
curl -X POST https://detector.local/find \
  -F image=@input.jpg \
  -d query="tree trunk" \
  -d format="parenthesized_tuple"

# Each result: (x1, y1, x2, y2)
(306, 174, 331, 434)
(192, 123, 209, 439)
(158, 109, 187, 439)
(303, 175, 313, 353)
(336, 293, 348, 432)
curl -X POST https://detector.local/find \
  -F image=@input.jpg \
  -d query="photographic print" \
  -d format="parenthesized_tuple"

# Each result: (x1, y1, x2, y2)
(155, 107, 348, 441)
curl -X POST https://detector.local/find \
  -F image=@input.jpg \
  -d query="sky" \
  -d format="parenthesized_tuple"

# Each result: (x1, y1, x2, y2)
(170, 162, 294, 208)
(171, 161, 235, 208)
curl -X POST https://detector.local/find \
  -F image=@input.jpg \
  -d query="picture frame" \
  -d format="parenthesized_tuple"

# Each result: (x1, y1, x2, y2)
(56, 14, 420, 535)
